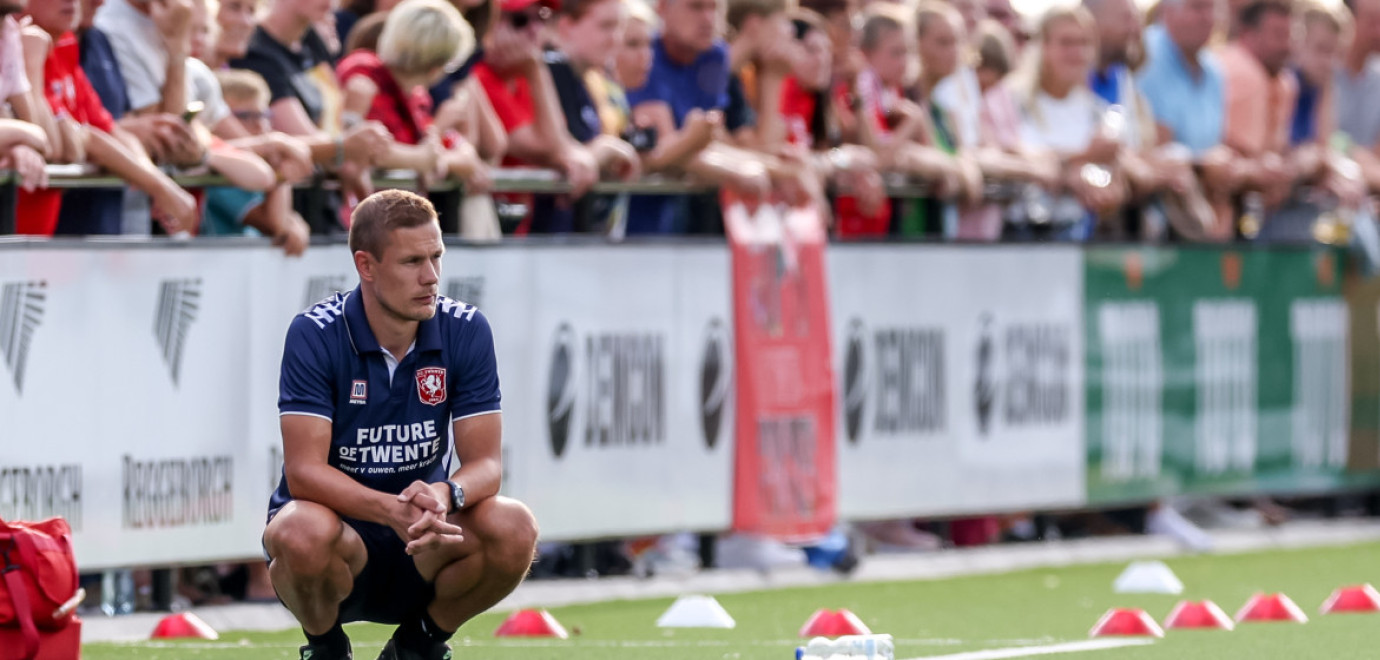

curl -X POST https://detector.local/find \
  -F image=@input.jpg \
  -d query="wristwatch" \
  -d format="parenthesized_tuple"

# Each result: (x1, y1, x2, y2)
(446, 480, 465, 513)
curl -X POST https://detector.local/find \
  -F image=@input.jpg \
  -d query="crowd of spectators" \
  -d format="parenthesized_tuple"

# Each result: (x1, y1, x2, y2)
(0, 0, 1375, 244)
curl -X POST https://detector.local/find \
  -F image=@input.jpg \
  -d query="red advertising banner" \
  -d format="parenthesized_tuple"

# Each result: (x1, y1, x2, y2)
(724, 193, 837, 541)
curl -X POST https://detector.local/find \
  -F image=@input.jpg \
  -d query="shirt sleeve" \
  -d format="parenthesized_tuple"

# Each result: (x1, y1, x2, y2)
(279, 316, 337, 420)
(73, 66, 117, 133)
(449, 310, 501, 419)
(99, 23, 165, 112)
(474, 64, 534, 132)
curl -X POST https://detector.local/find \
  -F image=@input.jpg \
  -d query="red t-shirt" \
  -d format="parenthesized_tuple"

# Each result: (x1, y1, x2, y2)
(336, 50, 434, 146)
(17, 32, 118, 236)
(472, 61, 535, 168)
(782, 75, 891, 239)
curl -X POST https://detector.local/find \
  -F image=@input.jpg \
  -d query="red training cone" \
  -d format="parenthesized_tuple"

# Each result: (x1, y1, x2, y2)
(798, 608, 872, 637)
(494, 609, 569, 639)
(1163, 600, 1234, 630)
(1089, 608, 1164, 638)
(150, 612, 219, 640)
(1235, 593, 1308, 623)
(1320, 584, 1380, 614)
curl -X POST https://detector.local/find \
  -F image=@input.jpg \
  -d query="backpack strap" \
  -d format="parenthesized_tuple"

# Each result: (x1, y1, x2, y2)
(1, 537, 39, 660)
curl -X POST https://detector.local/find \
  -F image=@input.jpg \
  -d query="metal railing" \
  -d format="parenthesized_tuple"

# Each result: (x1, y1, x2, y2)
(0, 164, 995, 236)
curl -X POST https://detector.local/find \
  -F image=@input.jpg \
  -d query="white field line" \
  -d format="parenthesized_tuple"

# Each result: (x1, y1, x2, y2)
(904, 638, 1155, 660)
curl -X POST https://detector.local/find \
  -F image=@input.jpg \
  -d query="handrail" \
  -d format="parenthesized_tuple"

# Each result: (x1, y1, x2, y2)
(5, 164, 967, 197)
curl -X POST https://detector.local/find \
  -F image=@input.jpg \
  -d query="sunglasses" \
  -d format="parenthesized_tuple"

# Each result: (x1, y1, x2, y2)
(233, 109, 272, 123)
(507, 6, 551, 30)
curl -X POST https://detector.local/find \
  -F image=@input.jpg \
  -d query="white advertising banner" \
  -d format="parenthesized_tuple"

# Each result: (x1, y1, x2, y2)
(513, 246, 735, 540)
(0, 242, 734, 569)
(828, 245, 1087, 519)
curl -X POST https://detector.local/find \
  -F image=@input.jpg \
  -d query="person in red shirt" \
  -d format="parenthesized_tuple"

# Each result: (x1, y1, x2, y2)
(472, 0, 600, 189)
(778, 8, 886, 236)
(337, 0, 489, 188)
(20, 0, 196, 236)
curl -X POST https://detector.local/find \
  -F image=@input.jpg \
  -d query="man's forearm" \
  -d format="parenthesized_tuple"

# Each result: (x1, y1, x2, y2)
(286, 461, 402, 526)
(161, 52, 189, 116)
(446, 456, 501, 509)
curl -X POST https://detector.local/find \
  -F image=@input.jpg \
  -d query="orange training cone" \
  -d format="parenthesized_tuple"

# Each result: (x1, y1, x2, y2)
(1320, 584, 1380, 614)
(1163, 600, 1234, 630)
(798, 609, 872, 637)
(1089, 608, 1164, 638)
(1235, 593, 1308, 623)
(150, 612, 219, 640)
(494, 609, 569, 638)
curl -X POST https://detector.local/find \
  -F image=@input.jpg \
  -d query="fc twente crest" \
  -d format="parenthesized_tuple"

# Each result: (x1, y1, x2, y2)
(416, 367, 447, 406)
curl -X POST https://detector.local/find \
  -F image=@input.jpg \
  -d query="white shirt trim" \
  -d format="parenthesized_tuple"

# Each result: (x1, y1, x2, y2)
(279, 411, 333, 422)
(452, 409, 502, 422)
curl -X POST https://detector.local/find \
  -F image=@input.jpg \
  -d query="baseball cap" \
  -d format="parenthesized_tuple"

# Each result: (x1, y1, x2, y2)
(500, 0, 560, 13)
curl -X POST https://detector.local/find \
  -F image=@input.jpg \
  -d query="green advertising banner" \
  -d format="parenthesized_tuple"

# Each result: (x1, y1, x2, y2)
(1085, 247, 1379, 505)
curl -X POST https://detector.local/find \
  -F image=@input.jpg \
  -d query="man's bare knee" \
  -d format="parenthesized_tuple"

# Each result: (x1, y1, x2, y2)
(478, 497, 538, 576)
(265, 502, 347, 577)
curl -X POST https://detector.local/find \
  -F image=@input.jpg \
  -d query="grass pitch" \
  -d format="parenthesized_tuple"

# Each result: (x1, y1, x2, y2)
(84, 541, 1380, 659)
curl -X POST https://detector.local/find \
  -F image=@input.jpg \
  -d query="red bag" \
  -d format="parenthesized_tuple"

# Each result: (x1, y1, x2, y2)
(0, 518, 80, 660)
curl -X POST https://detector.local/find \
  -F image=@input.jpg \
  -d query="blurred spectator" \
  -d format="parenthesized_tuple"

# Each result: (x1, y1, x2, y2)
(472, 0, 605, 232)
(19, 0, 198, 236)
(625, 0, 817, 233)
(834, 6, 948, 238)
(724, 0, 796, 149)
(230, 0, 393, 233)
(429, 0, 498, 108)
(609, 0, 724, 184)
(1219, 0, 1321, 242)
(910, 2, 984, 236)
(778, 9, 887, 234)
(94, 0, 279, 192)
(1007, 6, 1127, 240)
(1138, 0, 1240, 239)
(207, 69, 310, 253)
(1291, 4, 1341, 147)
(931, 0, 984, 150)
(204, 0, 256, 69)
(1, 0, 54, 195)
(338, 0, 489, 186)
(1338, 0, 1380, 153)
(1083, 0, 1205, 240)
(549, 0, 650, 235)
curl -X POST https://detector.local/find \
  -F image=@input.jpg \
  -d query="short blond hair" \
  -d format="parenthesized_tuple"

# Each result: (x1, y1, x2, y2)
(624, 0, 659, 28)
(216, 69, 271, 106)
(378, 0, 476, 77)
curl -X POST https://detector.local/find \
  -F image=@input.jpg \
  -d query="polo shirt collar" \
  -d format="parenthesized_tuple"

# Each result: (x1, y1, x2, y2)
(343, 286, 444, 355)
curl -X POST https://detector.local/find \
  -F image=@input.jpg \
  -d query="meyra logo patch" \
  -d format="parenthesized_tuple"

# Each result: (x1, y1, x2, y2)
(416, 367, 447, 406)
(350, 380, 368, 405)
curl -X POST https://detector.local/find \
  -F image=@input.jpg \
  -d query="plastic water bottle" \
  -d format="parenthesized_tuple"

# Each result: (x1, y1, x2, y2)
(100, 569, 135, 616)
(798, 634, 895, 660)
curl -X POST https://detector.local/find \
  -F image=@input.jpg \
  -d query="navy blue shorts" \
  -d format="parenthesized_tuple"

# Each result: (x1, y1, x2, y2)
(265, 510, 434, 625)
(336, 517, 435, 624)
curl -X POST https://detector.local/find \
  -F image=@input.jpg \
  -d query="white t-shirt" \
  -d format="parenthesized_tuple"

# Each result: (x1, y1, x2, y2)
(94, 0, 168, 112)
(932, 67, 982, 147)
(1018, 86, 1104, 154)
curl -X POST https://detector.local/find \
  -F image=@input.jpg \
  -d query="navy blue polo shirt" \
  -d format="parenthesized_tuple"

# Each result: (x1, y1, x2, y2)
(268, 286, 501, 517)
